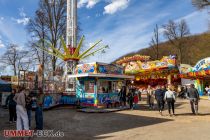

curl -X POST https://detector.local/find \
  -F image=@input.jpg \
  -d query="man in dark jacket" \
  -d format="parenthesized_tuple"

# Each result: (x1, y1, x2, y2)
(187, 84, 200, 115)
(119, 86, 127, 107)
(161, 85, 167, 109)
(155, 85, 164, 115)
(6, 89, 17, 123)
(128, 88, 135, 110)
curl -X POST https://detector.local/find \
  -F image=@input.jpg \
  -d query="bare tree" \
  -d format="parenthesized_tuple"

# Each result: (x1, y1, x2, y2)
(192, 0, 210, 9)
(28, 9, 48, 64)
(28, 0, 67, 72)
(39, 0, 67, 72)
(27, 0, 67, 89)
(163, 20, 190, 63)
(28, 9, 49, 89)
(150, 24, 160, 60)
(0, 44, 30, 76)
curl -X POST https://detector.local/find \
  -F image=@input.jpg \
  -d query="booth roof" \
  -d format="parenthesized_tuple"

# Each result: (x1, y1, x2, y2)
(68, 73, 134, 79)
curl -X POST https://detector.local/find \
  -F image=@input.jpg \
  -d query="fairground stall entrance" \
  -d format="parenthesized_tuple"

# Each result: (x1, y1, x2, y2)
(68, 62, 134, 107)
(179, 57, 210, 96)
(116, 55, 180, 88)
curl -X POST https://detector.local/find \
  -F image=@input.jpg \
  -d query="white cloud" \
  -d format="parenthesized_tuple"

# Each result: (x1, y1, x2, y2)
(0, 37, 5, 48)
(103, 0, 130, 15)
(0, 17, 4, 21)
(19, 8, 26, 17)
(87, 0, 100, 8)
(0, 42, 5, 48)
(78, 0, 130, 14)
(78, 0, 100, 9)
(15, 17, 30, 25)
(12, 8, 30, 25)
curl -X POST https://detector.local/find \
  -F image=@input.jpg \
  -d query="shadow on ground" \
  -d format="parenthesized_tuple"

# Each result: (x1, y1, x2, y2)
(40, 108, 172, 140)
(175, 112, 210, 116)
(133, 102, 184, 112)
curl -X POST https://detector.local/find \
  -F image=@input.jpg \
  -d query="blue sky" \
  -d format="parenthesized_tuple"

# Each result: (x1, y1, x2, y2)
(0, 0, 209, 65)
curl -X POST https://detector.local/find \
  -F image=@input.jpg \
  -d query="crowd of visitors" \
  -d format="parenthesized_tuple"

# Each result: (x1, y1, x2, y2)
(5, 87, 44, 130)
(118, 83, 200, 116)
(4, 82, 202, 131)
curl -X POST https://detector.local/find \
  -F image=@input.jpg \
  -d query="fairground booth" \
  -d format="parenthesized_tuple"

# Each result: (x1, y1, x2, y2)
(0, 79, 12, 106)
(67, 62, 134, 107)
(179, 57, 210, 95)
(116, 55, 180, 88)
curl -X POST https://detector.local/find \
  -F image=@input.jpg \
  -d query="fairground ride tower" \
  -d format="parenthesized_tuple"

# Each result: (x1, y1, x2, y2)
(65, 0, 77, 93)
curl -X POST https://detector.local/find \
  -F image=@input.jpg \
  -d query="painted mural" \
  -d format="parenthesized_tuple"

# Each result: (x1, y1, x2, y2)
(119, 55, 177, 74)
(75, 62, 123, 75)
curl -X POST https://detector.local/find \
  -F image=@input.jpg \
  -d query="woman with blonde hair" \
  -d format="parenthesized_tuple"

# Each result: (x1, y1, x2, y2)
(164, 85, 176, 116)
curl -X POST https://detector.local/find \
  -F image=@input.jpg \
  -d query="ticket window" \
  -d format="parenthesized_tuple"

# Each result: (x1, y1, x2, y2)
(98, 81, 108, 93)
(98, 81, 119, 93)
(84, 81, 95, 93)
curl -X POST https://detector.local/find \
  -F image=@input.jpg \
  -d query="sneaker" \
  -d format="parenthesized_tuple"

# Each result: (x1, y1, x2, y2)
(9, 121, 12, 124)
(13, 121, 16, 123)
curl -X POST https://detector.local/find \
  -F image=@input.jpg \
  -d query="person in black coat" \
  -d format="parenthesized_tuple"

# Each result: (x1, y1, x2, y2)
(155, 85, 164, 115)
(118, 86, 127, 107)
(161, 85, 167, 109)
(128, 88, 135, 110)
(6, 89, 17, 123)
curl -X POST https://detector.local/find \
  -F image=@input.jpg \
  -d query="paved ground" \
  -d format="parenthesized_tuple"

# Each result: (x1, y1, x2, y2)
(1, 98, 210, 140)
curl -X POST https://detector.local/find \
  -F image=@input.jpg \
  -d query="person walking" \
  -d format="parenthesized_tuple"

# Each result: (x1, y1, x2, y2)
(161, 85, 167, 109)
(13, 88, 29, 130)
(26, 91, 33, 128)
(118, 86, 127, 107)
(133, 89, 139, 109)
(6, 89, 17, 123)
(147, 85, 155, 109)
(128, 88, 135, 110)
(187, 84, 200, 115)
(164, 85, 176, 116)
(35, 88, 45, 130)
(138, 88, 142, 101)
(155, 85, 164, 115)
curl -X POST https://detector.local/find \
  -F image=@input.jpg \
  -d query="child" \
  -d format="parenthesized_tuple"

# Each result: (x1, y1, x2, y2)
(133, 93, 139, 109)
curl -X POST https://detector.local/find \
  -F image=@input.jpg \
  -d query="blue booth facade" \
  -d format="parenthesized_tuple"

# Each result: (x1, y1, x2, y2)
(68, 62, 134, 107)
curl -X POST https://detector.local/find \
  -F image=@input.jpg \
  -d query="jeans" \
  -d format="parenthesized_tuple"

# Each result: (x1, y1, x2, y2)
(16, 105, 29, 130)
(190, 99, 198, 114)
(157, 99, 164, 112)
(9, 105, 17, 122)
(27, 109, 32, 128)
(129, 99, 133, 109)
(167, 98, 175, 114)
(133, 103, 138, 109)
(148, 95, 154, 108)
(35, 106, 43, 130)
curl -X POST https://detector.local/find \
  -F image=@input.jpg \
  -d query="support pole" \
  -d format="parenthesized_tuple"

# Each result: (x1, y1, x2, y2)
(65, 0, 78, 94)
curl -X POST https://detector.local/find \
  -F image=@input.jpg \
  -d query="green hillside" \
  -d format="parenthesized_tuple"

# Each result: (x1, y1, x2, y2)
(114, 33, 210, 66)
